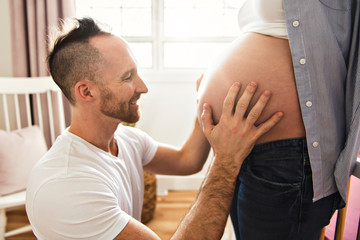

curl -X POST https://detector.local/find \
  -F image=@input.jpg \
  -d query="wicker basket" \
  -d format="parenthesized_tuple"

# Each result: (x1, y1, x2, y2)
(141, 171, 157, 224)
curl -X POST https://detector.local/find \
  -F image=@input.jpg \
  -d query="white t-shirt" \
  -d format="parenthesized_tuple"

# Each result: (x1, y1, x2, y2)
(238, 0, 288, 39)
(26, 124, 158, 240)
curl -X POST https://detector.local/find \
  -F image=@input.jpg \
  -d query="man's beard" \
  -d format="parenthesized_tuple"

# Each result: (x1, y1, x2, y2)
(100, 88, 140, 123)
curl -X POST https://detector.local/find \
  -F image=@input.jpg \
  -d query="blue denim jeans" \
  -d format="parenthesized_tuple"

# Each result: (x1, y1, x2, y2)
(230, 138, 342, 240)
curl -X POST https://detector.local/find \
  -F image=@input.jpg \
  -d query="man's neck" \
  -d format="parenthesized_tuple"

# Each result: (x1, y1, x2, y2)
(69, 111, 120, 156)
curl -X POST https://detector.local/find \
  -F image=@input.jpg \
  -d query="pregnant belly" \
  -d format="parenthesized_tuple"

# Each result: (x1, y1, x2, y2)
(197, 33, 306, 144)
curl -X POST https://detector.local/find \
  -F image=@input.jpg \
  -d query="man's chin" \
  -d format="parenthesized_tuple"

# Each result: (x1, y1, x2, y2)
(121, 114, 140, 124)
(122, 119, 138, 125)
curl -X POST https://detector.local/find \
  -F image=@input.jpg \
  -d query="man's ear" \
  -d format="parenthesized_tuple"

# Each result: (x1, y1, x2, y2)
(74, 81, 95, 102)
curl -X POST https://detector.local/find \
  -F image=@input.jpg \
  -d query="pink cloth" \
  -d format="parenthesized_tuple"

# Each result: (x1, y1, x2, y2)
(325, 175, 360, 240)
(0, 126, 47, 196)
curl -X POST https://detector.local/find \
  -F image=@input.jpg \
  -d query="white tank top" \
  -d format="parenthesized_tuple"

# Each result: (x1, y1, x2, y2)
(238, 0, 288, 39)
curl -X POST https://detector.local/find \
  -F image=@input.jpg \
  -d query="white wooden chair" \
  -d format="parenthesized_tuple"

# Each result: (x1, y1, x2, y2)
(0, 76, 66, 239)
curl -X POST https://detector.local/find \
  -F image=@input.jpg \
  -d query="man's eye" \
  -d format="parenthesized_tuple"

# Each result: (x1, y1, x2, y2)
(124, 75, 132, 80)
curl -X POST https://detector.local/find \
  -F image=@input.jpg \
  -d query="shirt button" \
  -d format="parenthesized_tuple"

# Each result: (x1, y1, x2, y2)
(306, 101, 313, 107)
(312, 141, 319, 148)
(292, 20, 300, 27)
(300, 58, 306, 65)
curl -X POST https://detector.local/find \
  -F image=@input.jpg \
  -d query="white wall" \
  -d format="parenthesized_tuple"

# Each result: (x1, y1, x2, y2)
(0, 0, 13, 76)
(137, 70, 213, 193)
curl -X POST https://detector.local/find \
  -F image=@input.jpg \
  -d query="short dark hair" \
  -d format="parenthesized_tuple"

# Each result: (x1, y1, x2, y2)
(47, 18, 110, 105)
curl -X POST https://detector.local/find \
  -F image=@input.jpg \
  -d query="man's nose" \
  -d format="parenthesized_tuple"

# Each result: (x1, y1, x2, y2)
(136, 76, 148, 94)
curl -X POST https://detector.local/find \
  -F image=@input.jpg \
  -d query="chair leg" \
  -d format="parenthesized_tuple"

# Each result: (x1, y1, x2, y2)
(334, 208, 347, 240)
(0, 209, 6, 240)
(318, 227, 326, 240)
(334, 177, 351, 240)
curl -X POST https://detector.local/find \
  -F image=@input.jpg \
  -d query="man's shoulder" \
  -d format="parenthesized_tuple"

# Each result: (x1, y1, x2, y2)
(34, 130, 100, 171)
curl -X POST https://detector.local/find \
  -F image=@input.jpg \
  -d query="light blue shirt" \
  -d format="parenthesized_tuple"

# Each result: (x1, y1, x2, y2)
(284, 0, 360, 202)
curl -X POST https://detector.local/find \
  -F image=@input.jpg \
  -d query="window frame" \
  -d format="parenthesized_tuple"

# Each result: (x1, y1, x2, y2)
(76, 0, 240, 72)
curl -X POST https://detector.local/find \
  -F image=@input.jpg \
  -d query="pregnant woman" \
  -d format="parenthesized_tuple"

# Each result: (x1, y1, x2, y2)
(197, 0, 348, 239)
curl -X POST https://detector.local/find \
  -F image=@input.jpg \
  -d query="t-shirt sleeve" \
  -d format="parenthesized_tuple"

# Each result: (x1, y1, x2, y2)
(134, 128, 159, 166)
(30, 177, 131, 240)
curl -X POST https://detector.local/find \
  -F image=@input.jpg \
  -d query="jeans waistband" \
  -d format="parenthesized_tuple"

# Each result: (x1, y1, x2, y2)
(252, 137, 308, 153)
(245, 137, 310, 168)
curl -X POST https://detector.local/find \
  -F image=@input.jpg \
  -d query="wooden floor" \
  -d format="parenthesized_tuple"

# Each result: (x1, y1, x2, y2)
(146, 191, 198, 239)
(4, 191, 234, 240)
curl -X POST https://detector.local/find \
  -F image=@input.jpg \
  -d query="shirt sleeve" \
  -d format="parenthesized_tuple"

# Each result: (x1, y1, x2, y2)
(30, 177, 131, 240)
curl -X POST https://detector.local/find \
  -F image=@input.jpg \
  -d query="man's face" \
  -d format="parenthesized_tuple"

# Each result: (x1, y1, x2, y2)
(99, 83, 142, 123)
(91, 35, 148, 123)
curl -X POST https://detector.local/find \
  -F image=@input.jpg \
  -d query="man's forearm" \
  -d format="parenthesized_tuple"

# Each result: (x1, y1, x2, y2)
(179, 119, 211, 173)
(171, 156, 239, 240)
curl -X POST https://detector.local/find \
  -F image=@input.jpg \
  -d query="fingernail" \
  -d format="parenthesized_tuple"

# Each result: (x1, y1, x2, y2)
(249, 82, 257, 88)
(264, 90, 271, 97)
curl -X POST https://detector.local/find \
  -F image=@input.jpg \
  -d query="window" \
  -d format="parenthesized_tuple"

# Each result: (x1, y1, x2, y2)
(76, 0, 242, 70)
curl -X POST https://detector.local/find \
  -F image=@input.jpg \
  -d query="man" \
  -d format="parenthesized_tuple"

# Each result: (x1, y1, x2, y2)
(25, 18, 283, 239)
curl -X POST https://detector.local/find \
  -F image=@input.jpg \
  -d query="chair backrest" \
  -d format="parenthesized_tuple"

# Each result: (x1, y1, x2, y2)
(0, 76, 68, 238)
(0, 76, 66, 147)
